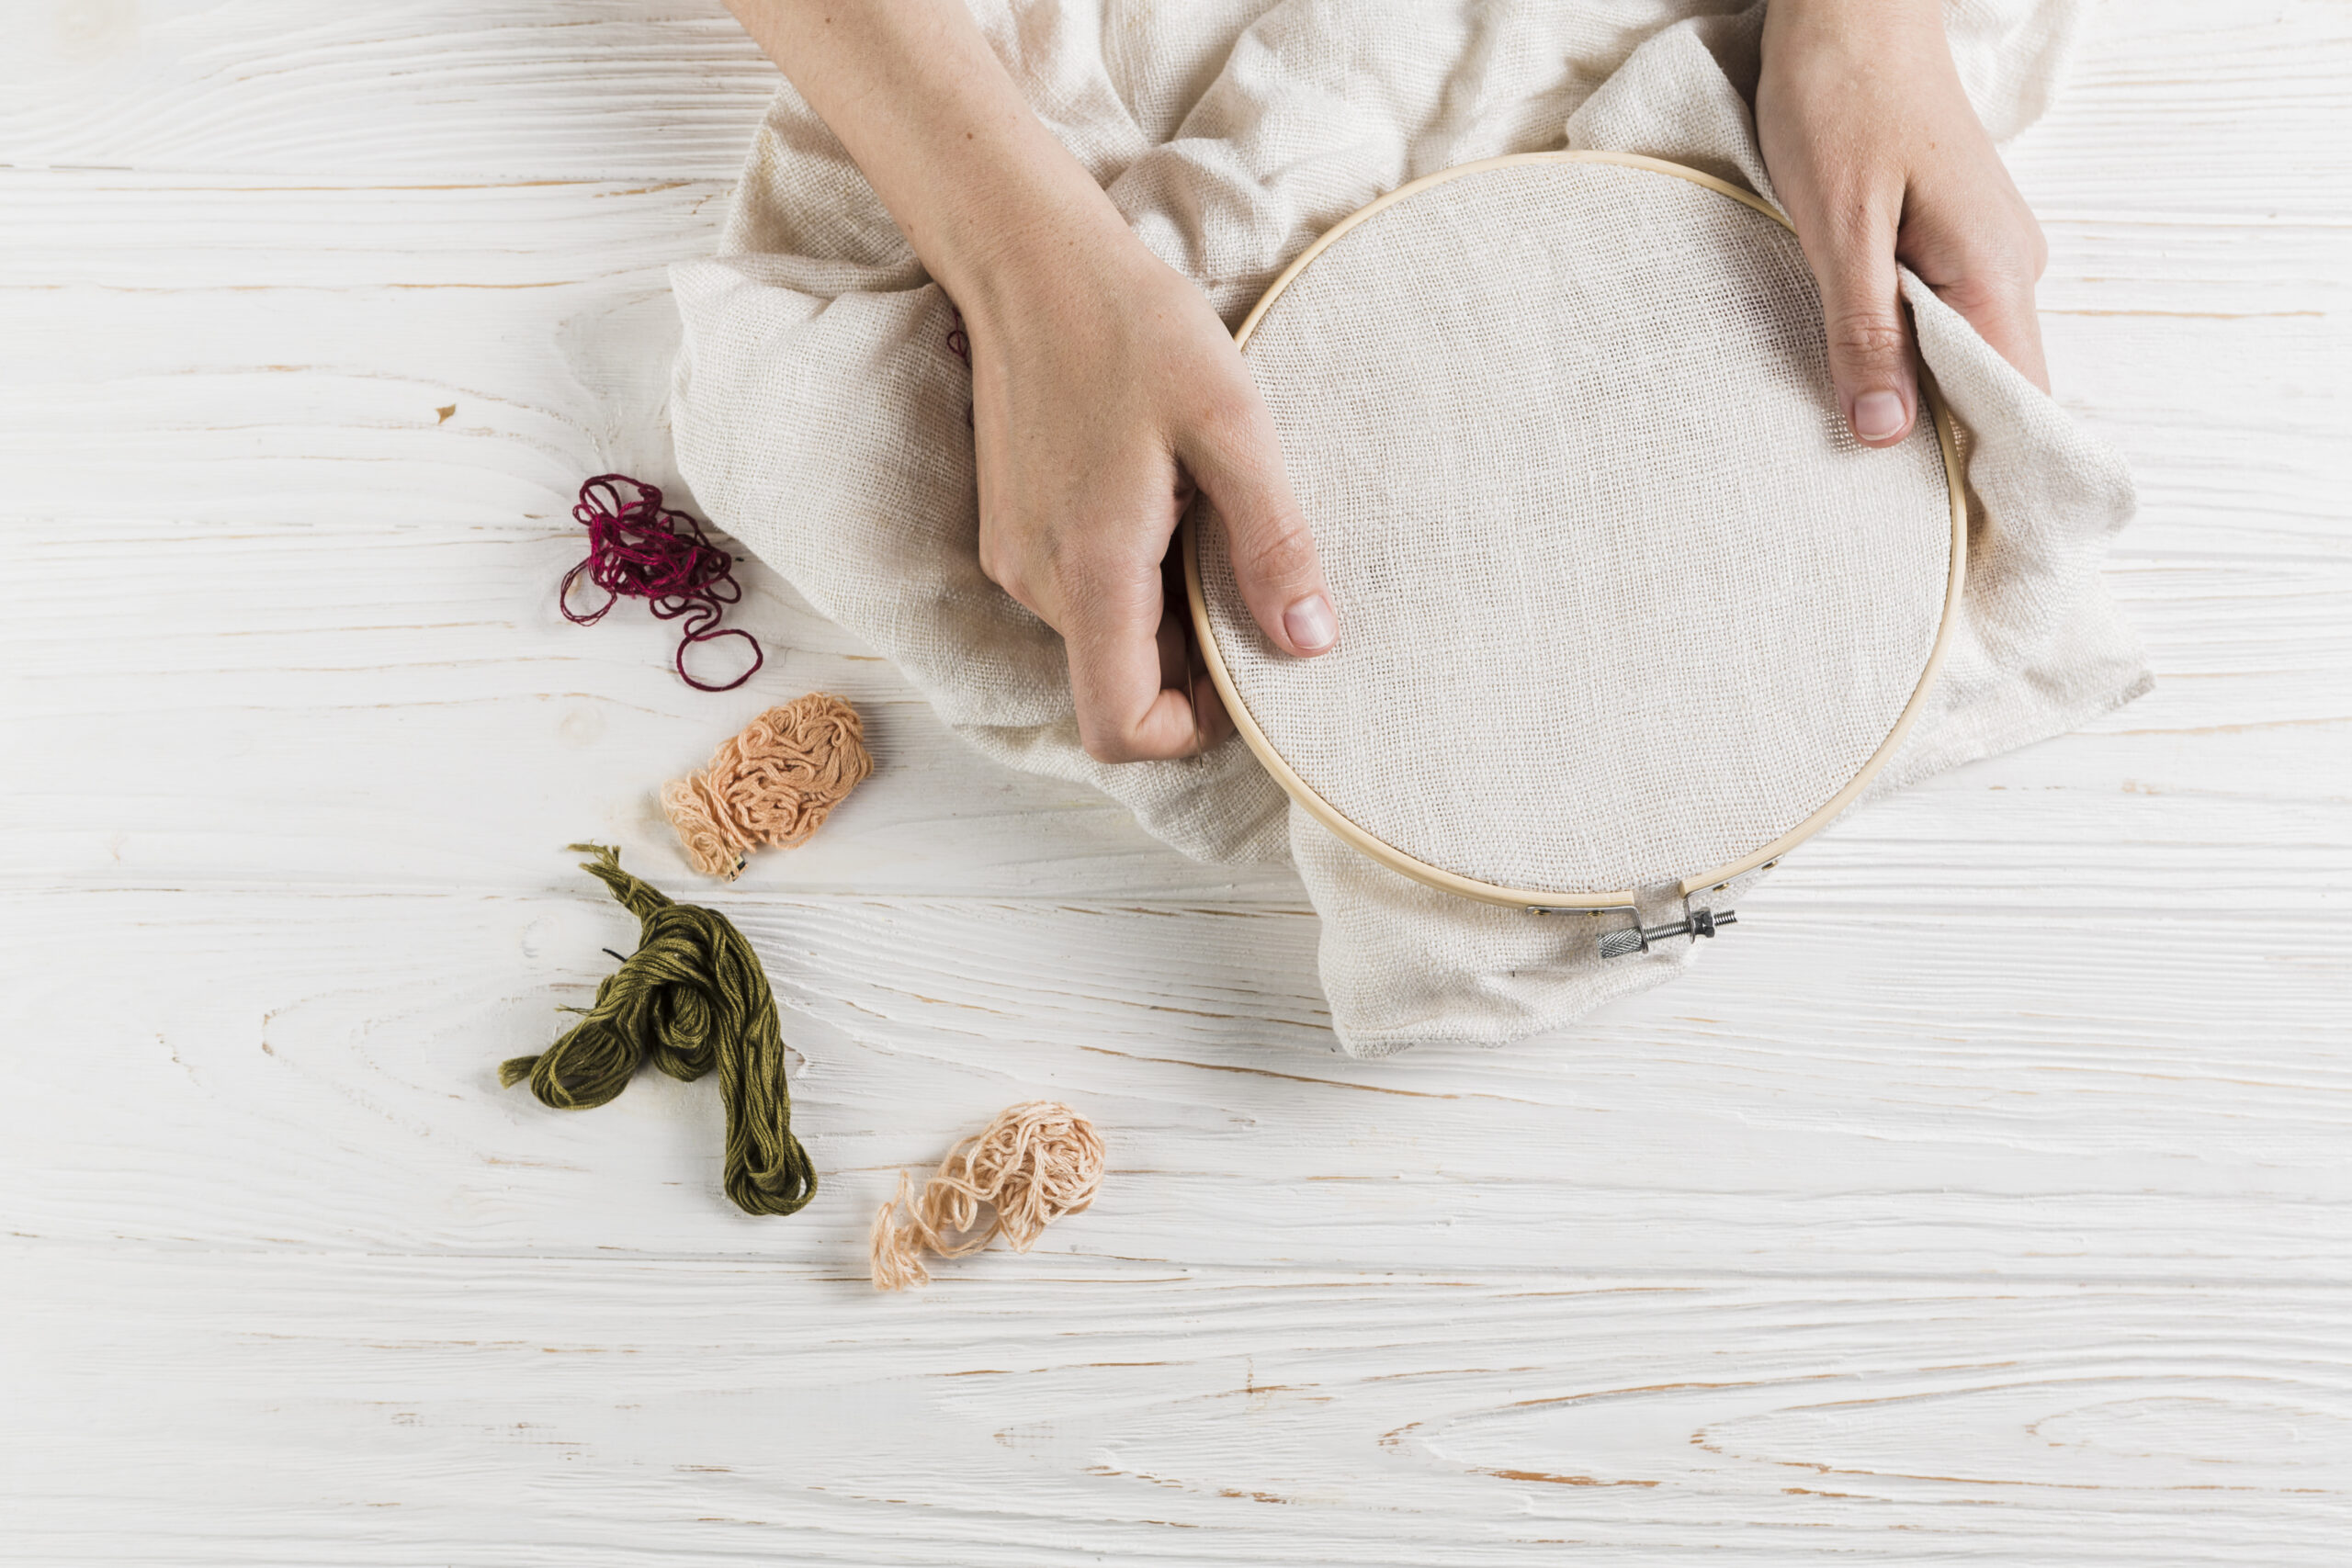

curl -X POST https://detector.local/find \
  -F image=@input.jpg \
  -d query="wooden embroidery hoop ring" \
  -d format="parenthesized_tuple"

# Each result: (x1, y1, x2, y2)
(1182, 149, 1970, 914)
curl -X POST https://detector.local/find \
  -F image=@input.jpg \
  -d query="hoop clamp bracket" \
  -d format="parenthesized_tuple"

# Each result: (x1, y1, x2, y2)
(1596, 905, 1736, 959)
(1526, 900, 1736, 957)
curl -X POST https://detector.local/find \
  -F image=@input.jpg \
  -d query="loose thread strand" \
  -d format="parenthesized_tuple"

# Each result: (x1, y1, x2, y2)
(870, 1100, 1104, 1291)
(561, 473, 763, 693)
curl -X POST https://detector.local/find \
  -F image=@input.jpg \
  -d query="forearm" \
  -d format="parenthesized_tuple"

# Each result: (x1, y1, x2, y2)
(1765, 0, 1943, 39)
(722, 0, 1126, 318)
(1761, 0, 1951, 120)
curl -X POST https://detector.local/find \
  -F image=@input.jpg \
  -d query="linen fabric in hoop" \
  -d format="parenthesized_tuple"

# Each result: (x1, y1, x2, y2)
(1186, 152, 1967, 910)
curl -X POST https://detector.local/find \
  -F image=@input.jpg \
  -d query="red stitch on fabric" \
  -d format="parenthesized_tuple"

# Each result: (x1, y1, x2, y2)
(560, 474, 763, 693)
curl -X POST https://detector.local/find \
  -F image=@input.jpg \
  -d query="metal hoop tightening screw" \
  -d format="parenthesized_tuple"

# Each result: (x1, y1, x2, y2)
(1598, 906, 1737, 960)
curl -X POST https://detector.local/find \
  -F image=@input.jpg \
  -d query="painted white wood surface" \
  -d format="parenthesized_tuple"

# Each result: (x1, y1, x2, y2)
(2, 3, 2347, 1562)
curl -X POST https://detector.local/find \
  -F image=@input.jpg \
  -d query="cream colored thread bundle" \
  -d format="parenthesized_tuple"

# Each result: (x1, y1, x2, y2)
(870, 1100, 1106, 1291)
(662, 693, 874, 880)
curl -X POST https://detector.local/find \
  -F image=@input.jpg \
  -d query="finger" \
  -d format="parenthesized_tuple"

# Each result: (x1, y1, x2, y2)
(1802, 195, 1921, 448)
(1181, 398, 1337, 658)
(1930, 270, 2051, 395)
(1062, 568, 1210, 763)
(1189, 637, 1230, 742)
(1161, 542, 1231, 746)
(1150, 586, 1230, 748)
(1156, 577, 1187, 692)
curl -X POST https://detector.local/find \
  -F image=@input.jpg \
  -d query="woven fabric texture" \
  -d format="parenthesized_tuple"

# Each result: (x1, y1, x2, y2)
(669, 0, 2148, 1056)
(1197, 157, 1952, 897)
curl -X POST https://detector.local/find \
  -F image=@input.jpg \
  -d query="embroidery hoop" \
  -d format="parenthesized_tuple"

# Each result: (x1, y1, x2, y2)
(1182, 151, 1967, 936)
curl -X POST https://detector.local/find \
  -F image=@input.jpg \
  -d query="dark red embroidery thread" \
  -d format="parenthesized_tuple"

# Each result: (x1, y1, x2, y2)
(560, 474, 763, 693)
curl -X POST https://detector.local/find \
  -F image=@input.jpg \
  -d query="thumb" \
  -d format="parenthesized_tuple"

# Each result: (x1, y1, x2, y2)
(1181, 400, 1337, 658)
(1806, 205, 1920, 448)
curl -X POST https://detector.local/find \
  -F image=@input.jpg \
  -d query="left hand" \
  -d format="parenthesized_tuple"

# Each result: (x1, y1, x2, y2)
(1757, 0, 2052, 448)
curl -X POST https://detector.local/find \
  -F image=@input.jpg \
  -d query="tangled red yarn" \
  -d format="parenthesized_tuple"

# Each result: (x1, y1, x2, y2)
(560, 474, 763, 693)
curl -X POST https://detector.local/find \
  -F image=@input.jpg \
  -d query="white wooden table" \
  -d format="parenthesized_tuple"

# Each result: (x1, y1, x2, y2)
(4, 4, 2347, 1562)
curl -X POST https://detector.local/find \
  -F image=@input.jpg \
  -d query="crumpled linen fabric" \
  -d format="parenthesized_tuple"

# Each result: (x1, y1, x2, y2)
(670, 0, 2150, 1057)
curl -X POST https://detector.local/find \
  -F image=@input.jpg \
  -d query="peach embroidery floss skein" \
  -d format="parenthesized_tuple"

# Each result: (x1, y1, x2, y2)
(662, 693, 874, 881)
(870, 1100, 1106, 1292)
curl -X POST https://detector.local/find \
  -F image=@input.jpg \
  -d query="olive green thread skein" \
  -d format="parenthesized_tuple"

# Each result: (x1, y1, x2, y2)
(500, 843, 817, 1217)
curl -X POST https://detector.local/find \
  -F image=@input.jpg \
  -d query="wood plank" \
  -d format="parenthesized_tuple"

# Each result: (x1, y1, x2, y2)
(4, 1, 2349, 1562)
(0, 176, 718, 525)
(6, 1247, 2348, 1563)
(3, 888, 2344, 1280)
(2, 513, 2340, 899)
(2007, 0, 2352, 222)
(0, 0, 779, 180)
(0, 509, 1299, 898)
(3, 0, 2348, 211)
(6, 0, 2352, 554)
(4, 183, 2349, 550)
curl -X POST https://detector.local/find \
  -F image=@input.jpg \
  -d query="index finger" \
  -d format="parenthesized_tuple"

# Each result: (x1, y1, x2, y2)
(1931, 272, 2051, 393)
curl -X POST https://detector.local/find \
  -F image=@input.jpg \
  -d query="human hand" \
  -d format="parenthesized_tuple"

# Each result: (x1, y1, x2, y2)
(962, 216, 1337, 762)
(723, 0, 1334, 763)
(1757, 0, 2052, 448)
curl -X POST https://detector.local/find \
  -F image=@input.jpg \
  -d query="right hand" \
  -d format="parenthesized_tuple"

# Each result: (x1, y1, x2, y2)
(964, 216, 1338, 762)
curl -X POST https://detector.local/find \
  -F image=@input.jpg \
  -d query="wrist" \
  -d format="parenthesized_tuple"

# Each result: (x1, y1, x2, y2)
(1770, 0, 1941, 22)
(914, 149, 1141, 329)
(1762, 0, 1955, 92)
(727, 0, 1140, 320)
(1766, 0, 1946, 55)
